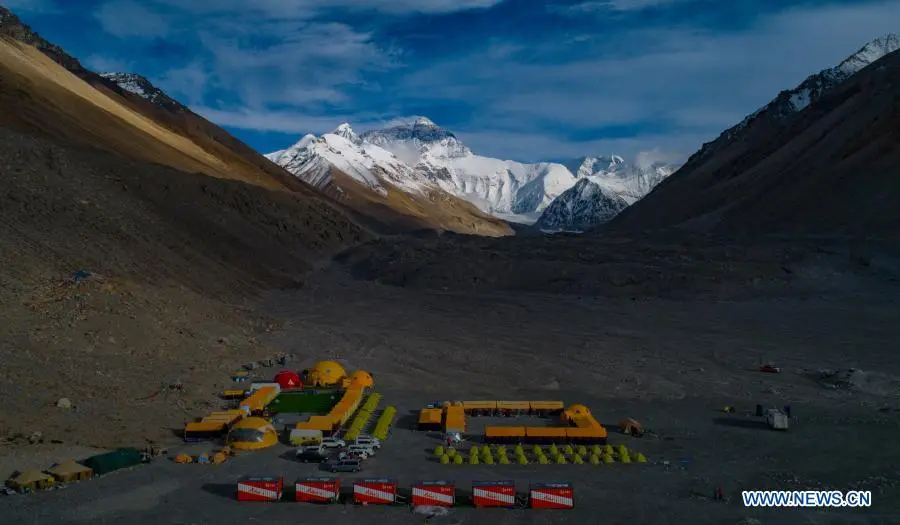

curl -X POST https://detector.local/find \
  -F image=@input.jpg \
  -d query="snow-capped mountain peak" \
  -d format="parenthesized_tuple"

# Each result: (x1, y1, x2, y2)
(405, 115, 436, 127)
(263, 125, 447, 196)
(360, 117, 471, 163)
(330, 122, 360, 143)
(264, 133, 316, 165)
(268, 118, 675, 227)
(566, 155, 630, 178)
(535, 178, 629, 232)
(99, 72, 183, 109)
(834, 33, 900, 78)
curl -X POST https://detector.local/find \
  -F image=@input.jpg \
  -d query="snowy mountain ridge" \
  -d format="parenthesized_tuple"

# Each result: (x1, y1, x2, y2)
(693, 34, 900, 164)
(99, 72, 184, 109)
(268, 118, 676, 225)
(264, 124, 438, 195)
(360, 116, 472, 163)
(539, 34, 899, 233)
(535, 178, 630, 232)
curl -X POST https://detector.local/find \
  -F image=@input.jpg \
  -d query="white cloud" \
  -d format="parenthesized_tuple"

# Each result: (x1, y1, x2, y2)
(95, 1, 169, 39)
(634, 148, 684, 169)
(452, 128, 703, 163)
(394, 1, 900, 159)
(190, 20, 398, 112)
(84, 55, 131, 73)
(150, 0, 503, 16)
(157, 63, 208, 105)
(553, 0, 694, 14)
(191, 106, 390, 136)
(1, 0, 59, 13)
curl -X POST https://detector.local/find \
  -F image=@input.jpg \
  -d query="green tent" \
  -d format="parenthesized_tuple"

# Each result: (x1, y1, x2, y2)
(82, 448, 143, 475)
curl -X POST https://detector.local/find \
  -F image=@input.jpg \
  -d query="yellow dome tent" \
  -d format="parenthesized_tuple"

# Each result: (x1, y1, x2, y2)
(226, 417, 278, 450)
(306, 361, 347, 387)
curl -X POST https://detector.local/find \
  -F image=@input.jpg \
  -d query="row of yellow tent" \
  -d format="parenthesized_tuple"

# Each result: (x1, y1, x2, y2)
(6, 461, 93, 492)
(184, 384, 280, 438)
(458, 400, 566, 416)
(294, 385, 364, 433)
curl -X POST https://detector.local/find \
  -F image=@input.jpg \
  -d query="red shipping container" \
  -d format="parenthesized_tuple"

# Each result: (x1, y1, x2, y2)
(472, 480, 516, 508)
(411, 480, 455, 507)
(353, 478, 397, 505)
(529, 482, 574, 509)
(295, 477, 340, 503)
(237, 476, 283, 502)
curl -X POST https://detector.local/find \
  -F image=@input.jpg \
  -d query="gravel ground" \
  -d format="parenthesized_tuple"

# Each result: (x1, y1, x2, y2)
(2, 269, 900, 524)
(1, 394, 898, 525)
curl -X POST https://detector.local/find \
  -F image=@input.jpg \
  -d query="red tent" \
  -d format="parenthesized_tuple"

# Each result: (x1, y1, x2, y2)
(274, 370, 302, 390)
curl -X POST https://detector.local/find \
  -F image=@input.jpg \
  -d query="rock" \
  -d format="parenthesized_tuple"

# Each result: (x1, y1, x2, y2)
(56, 398, 72, 409)
(217, 337, 229, 345)
(28, 431, 43, 444)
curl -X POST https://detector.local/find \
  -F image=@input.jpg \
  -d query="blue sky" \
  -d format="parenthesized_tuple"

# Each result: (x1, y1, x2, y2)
(7, 0, 900, 162)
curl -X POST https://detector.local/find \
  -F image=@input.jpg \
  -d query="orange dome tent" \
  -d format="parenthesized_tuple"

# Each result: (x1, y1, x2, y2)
(347, 370, 374, 388)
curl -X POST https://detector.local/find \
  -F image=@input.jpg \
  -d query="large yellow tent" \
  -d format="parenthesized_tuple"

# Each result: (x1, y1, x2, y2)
(226, 417, 278, 450)
(306, 360, 346, 387)
(46, 460, 93, 483)
(7, 470, 54, 491)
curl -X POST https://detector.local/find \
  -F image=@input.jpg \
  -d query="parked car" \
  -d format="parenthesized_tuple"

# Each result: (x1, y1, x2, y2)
(321, 436, 346, 449)
(296, 447, 329, 463)
(328, 458, 362, 473)
(347, 444, 376, 457)
(338, 450, 369, 460)
(354, 436, 381, 450)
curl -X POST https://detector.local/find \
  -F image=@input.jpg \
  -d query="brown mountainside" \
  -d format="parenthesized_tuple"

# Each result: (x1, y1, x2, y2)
(0, 6, 309, 193)
(0, 7, 368, 448)
(610, 49, 900, 236)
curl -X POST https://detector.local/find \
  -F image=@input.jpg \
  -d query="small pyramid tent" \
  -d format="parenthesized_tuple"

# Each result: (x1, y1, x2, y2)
(7, 470, 54, 491)
(46, 460, 93, 482)
(274, 370, 302, 390)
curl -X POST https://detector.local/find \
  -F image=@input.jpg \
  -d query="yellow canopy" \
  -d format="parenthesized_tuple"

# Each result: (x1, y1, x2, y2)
(46, 460, 92, 477)
(10, 469, 53, 485)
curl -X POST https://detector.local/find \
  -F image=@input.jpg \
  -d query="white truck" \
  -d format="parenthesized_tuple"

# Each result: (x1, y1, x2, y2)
(766, 408, 789, 430)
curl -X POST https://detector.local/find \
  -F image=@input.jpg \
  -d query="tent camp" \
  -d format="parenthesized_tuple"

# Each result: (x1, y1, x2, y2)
(46, 460, 93, 483)
(82, 448, 143, 475)
(7, 470, 55, 492)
